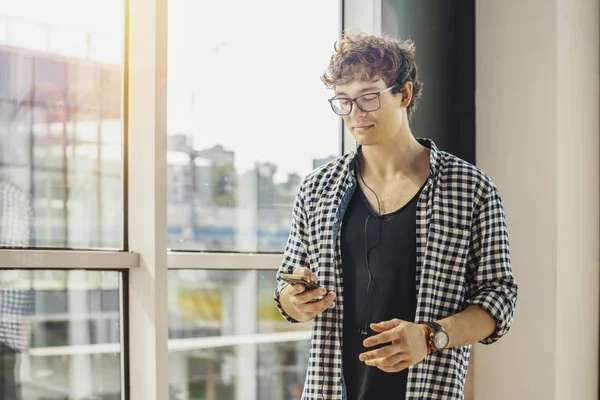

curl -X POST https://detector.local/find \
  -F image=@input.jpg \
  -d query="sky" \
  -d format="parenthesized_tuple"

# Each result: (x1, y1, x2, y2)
(0, 0, 123, 63)
(167, 0, 342, 181)
(0, 0, 343, 183)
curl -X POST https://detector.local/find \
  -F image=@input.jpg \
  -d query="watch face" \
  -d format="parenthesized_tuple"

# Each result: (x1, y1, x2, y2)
(434, 331, 449, 350)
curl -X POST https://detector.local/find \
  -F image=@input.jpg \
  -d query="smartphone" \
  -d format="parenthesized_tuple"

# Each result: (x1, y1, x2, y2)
(280, 273, 322, 291)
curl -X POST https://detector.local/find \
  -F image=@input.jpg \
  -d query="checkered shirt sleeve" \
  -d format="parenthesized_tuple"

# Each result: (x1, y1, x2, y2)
(466, 183, 518, 344)
(0, 287, 34, 351)
(274, 181, 310, 323)
(0, 179, 34, 351)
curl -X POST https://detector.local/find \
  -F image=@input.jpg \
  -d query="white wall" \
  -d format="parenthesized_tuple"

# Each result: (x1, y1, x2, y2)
(475, 0, 599, 399)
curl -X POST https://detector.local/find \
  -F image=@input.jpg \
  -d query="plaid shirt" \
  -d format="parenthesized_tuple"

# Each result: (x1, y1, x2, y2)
(0, 179, 34, 351)
(0, 286, 34, 351)
(274, 138, 518, 399)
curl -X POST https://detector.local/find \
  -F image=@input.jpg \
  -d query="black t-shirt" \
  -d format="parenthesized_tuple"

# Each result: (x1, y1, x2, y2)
(341, 182, 422, 400)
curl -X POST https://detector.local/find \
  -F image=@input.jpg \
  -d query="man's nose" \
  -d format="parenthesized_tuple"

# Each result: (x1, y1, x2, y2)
(349, 101, 367, 118)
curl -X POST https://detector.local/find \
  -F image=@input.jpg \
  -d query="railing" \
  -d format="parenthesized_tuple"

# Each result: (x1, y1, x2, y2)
(26, 330, 311, 357)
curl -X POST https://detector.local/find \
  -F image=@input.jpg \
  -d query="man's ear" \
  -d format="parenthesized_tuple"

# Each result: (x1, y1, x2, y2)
(400, 82, 413, 108)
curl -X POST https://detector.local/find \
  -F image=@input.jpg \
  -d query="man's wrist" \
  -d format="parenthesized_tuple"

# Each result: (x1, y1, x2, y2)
(274, 283, 287, 302)
(275, 283, 299, 322)
(419, 321, 450, 353)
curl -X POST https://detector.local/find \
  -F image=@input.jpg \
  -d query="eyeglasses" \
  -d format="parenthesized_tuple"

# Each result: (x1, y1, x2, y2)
(328, 86, 397, 116)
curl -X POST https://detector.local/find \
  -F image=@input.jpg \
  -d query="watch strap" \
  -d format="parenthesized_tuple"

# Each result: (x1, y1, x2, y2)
(420, 321, 448, 353)
(419, 323, 433, 355)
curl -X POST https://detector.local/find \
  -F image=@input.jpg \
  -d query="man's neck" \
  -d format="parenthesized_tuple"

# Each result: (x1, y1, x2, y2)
(358, 131, 429, 184)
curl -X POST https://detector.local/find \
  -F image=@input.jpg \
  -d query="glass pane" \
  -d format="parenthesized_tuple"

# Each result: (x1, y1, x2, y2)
(0, 0, 124, 249)
(166, 0, 341, 252)
(168, 270, 311, 400)
(0, 269, 121, 399)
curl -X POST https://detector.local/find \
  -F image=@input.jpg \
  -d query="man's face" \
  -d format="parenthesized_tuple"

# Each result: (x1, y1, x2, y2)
(333, 78, 407, 147)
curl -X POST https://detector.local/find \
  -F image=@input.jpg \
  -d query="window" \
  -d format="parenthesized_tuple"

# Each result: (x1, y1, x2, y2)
(168, 270, 311, 399)
(0, 270, 122, 399)
(0, 0, 127, 398)
(165, 2, 341, 398)
(0, 0, 124, 250)
(167, 0, 341, 399)
(166, 0, 342, 253)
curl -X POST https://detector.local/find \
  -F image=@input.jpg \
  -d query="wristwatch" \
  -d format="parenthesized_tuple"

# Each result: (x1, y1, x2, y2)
(422, 322, 450, 353)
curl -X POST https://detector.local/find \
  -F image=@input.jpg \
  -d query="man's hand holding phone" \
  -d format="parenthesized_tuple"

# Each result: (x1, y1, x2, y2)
(279, 267, 336, 322)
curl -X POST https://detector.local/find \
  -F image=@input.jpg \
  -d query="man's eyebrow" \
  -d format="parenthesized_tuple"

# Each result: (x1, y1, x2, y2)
(334, 87, 382, 97)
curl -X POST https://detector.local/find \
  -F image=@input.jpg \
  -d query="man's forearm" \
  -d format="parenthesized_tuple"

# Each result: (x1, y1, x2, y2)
(437, 305, 496, 348)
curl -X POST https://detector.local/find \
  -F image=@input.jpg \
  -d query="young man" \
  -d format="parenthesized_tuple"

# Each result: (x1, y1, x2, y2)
(274, 32, 518, 400)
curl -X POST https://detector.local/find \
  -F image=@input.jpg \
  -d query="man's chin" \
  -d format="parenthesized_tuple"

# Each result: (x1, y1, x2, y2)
(354, 136, 378, 147)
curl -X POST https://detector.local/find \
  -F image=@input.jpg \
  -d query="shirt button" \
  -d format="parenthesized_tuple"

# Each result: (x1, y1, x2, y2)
(349, 181, 354, 187)
(334, 217, 339, 224)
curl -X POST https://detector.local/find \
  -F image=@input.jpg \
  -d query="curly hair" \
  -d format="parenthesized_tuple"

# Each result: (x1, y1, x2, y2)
(321, 30, 423, 119)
